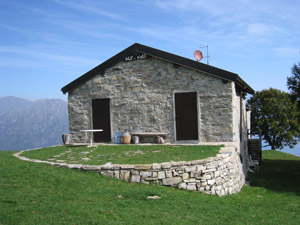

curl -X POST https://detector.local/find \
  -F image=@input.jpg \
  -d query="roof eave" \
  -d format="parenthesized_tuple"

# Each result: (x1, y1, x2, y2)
(235, 77, 255, 94)
(61, 43, 139, 94)
(61, 43, 254, 95)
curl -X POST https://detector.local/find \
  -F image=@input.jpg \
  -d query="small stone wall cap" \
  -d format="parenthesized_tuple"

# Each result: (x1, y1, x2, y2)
(190, 159, 206, 165)
(176, 161, 189, 166)
(101, 162, 113, 169)
(134, 164, 151, 170)
(161, 162, 172, 168)
(82, 165, 102, 171)
(67, 164, 83, 169)
(120, 164, 135, 169)
(152, 163, 161, 169)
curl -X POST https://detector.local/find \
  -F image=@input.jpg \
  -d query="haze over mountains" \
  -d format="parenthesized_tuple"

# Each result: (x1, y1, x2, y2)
(0, 96, 68, 151)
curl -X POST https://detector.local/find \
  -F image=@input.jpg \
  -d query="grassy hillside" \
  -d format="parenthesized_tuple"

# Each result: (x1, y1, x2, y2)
(1, 150, 299, 224)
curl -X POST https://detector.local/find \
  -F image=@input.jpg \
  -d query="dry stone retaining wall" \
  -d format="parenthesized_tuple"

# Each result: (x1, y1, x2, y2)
(98, 146, 244, 196)
(14, 146, 245, 197)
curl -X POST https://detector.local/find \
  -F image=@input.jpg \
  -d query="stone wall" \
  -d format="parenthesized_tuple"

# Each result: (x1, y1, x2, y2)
(67, 57, 235, 144)
(14, 145, 245, 197)
(231, 86, 250, 174)
(97, 146, 245, 196)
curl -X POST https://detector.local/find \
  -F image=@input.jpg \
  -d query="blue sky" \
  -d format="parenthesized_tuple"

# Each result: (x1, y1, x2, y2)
(1, 0, 299, 100)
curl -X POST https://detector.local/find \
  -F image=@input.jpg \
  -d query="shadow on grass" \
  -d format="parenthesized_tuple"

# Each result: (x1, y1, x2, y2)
(247, 158, 300, 196)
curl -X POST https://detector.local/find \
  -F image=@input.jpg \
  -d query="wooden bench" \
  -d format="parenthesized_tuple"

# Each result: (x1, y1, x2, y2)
(131, 132, 168, 144)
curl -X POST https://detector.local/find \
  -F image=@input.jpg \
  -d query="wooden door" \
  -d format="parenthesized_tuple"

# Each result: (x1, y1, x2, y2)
(175, 92, 198, 140)
(92, 99, 111, 142)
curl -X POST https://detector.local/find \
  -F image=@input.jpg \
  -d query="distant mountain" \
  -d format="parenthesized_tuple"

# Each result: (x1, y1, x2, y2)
(0, 97, 69, 151)
(0, 96, 32, 113)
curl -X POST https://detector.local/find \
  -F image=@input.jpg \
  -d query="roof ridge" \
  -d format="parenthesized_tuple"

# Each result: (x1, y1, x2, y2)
(61, 43, 254, 94)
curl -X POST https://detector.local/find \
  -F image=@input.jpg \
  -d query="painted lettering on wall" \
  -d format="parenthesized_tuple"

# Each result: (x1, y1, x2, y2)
(124, 53, 149, 62)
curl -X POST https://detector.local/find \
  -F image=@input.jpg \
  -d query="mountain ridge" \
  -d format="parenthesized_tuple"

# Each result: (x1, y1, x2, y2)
(0, 96, 33, 114)
(0, 96, 69, 151)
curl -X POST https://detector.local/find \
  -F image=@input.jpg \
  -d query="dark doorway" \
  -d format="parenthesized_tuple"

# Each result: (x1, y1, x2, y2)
(92, 99, 111, 142)
(175, 92, 198, 140)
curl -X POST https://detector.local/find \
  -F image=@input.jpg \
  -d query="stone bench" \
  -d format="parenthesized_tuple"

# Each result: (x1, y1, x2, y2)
(131, 132, 168, 144)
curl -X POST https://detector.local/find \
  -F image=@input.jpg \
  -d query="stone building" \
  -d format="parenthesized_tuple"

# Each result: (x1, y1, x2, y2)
(61, 43, 254, 162)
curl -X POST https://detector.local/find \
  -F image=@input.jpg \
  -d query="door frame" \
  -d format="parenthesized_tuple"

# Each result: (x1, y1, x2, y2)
(91, 98, 113, 142)
(173, 90, 200, 142)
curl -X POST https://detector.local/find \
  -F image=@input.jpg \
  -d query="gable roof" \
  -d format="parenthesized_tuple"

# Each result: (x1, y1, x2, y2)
(61, 43, 254, 94)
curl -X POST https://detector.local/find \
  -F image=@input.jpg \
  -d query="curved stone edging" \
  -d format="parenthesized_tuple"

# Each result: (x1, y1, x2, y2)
(13, 146, 245, 197)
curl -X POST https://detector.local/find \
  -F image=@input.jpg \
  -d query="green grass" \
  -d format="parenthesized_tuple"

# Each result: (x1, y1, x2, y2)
(247, 150, 300, 196)
(20, 145, 221, 165)
(1, 150, 300, 224)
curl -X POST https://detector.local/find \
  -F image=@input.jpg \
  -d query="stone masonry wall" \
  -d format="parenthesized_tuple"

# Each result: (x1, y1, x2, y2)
(67, 57, 235, 143)
(14, 146, 245, 197)
(98, 146, 245, 196)
(231, 86, 250, 175)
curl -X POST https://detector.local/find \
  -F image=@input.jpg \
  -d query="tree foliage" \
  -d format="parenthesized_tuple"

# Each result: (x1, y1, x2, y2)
(287, 62, 300, 103)
(247, 88, 300, 150)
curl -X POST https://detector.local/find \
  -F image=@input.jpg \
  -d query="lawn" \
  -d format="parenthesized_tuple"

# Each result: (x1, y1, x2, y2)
(1, 150, 300, 224)
(19, 145, 221, 165)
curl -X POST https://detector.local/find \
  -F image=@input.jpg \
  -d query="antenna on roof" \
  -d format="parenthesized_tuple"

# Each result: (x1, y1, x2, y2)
(194, 46, 210, 65)
(200, 46, 210, 65)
